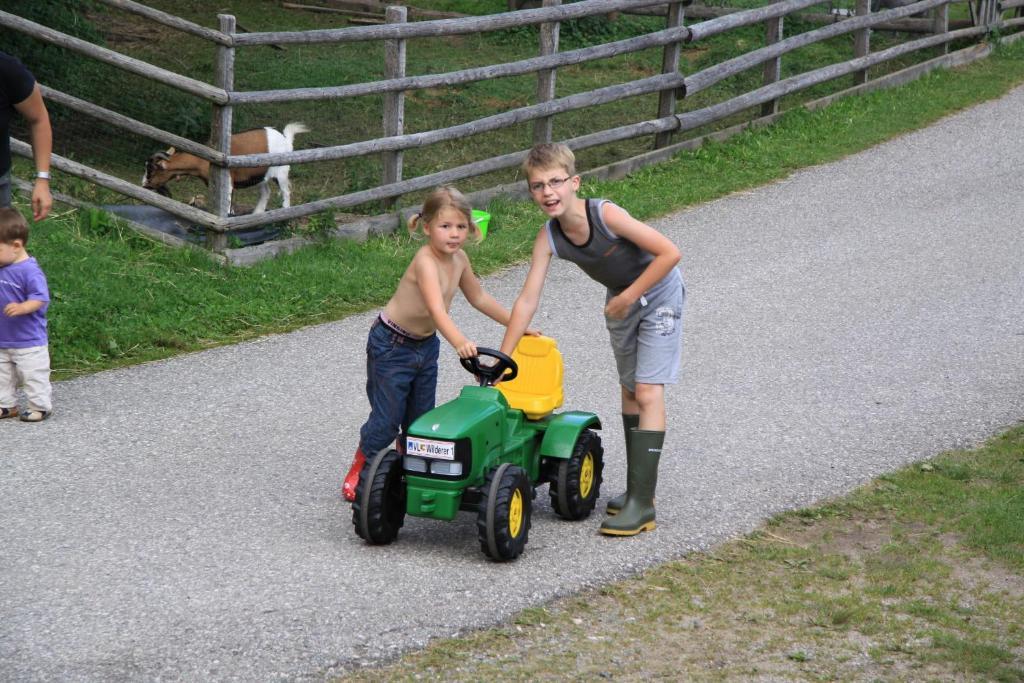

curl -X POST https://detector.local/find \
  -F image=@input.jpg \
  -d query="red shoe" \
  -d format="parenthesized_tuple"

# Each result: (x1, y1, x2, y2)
(342, 448, 367, 502)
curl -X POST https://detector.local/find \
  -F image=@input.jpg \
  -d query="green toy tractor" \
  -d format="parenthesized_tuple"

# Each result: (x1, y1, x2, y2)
(352, 335, 603, 561)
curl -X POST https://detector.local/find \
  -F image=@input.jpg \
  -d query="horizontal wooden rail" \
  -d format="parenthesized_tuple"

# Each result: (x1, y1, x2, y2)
(39, 86, 224, 164)
(1005, 16, 1024, 27)
(10, 139, 221, 228)
(687, 0, 827, 43)
(91, 0, 232, 46)
(230, 24, 692, 105)
(0, 11, 228, 104)
(687, 0, 952, 95)
(628, 3, 683, 16)
(682, 3, 970, 33)
(227, 72, 686, 167)
(1001, 0, 1024, 9)
(232, 0, 674, 46)
(677, 25, 988, 133)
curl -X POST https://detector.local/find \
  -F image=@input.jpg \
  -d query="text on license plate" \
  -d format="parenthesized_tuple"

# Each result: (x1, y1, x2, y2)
(406, 437, 455, 460)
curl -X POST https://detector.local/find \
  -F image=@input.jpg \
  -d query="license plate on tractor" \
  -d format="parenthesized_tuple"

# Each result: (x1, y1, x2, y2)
(406, 437, 455, 460)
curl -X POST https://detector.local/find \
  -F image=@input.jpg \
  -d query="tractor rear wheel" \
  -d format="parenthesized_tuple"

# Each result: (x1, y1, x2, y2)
(550, 429, 603, 520)
(477, 463, 532, 561)
(352, 449, 406, 544)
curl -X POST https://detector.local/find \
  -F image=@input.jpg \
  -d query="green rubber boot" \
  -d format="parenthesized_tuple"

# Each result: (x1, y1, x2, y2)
(599, 429, 663, 536)
(605, 413, 639, 515)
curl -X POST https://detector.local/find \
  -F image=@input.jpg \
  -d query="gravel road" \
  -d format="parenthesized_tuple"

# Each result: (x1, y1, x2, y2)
(2, 85, 1022, 681)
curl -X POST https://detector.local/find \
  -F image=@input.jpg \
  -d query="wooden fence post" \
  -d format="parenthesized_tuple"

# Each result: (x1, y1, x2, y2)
(208, 13, 235, 252)
(654, 0, 685, 149)
(988, 0, 1000, 27)
(533, 0, 561, 145)
(761, 0, 784, 117)
(382, 5, 407, 210)
(932, 0, 949, 54)
(976, 0, 997, 28)
(854, 0, 872, 85)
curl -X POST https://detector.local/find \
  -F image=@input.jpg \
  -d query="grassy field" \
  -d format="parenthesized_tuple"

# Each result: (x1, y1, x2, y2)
(338, 425, 1024, 681)
(9, 37, 1023, 379)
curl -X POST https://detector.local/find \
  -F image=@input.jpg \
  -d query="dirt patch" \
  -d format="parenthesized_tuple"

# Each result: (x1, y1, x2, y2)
(942, 533, 1024, 600)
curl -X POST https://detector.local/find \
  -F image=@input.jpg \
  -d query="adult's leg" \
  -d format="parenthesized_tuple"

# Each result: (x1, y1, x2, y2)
(0, 172, 12, 208)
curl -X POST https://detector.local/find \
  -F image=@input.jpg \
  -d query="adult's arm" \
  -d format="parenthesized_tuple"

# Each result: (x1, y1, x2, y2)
(13, 84, 52, 221)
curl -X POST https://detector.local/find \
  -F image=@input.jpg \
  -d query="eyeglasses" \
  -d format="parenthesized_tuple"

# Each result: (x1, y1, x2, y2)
(528, 176, 572, 193)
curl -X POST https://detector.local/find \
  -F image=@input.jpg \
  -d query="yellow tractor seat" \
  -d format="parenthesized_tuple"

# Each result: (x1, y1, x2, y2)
(497, 335, 564, 420)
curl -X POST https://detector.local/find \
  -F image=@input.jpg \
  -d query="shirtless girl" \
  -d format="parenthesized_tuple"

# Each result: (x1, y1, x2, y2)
(342, 186, 530, 501)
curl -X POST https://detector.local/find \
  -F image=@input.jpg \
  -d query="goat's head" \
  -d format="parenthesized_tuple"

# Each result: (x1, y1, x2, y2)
(142, 147, 176, 196)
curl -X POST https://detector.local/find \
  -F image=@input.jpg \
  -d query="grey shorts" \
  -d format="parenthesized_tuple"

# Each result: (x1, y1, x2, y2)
(605, 268, 685, 391)
(0, 172, 11, 208)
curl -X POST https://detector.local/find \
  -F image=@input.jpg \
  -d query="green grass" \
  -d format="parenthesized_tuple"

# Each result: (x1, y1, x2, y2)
(8, 38, 1024, 379)
(337, 425, 1024, 680)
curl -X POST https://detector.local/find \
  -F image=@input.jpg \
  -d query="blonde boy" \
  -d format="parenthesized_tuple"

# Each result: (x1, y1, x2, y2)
(500, 144, 685, 536)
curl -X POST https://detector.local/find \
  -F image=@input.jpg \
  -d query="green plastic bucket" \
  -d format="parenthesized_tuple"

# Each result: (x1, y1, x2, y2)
(472, 209, 491, 239)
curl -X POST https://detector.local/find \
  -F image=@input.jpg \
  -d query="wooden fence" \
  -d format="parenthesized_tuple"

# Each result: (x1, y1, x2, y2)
(2, 0, 1021, 256)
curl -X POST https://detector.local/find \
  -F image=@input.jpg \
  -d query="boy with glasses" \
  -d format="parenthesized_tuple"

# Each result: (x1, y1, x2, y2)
(499, 143, 685, 536)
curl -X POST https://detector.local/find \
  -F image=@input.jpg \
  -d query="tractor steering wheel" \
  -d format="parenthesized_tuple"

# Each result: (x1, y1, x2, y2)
(460, 348, 518, 387)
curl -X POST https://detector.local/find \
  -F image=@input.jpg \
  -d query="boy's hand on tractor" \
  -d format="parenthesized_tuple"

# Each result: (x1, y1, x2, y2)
(604, 293, 635, 320)
(525, 327, 542, 336)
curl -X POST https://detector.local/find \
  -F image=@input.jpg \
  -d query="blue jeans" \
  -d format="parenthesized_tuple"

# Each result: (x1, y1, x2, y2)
(359, 318, 440, 457)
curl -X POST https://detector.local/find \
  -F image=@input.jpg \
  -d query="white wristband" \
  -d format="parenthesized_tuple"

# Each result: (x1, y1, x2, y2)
(36, 171, 50, 180)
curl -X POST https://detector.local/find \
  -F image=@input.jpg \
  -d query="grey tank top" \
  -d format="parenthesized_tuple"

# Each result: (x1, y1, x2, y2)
(545, 199, 653, 293)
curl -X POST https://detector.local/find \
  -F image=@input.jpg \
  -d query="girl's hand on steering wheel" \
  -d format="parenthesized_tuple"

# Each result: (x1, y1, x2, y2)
(454, 339, 478, 359)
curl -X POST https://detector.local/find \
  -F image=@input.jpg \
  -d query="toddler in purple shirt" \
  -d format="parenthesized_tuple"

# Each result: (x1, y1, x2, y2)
(0, 207, 51, 422)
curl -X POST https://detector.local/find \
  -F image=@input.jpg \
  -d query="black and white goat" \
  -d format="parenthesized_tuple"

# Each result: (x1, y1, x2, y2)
(142, 122, 309, 213)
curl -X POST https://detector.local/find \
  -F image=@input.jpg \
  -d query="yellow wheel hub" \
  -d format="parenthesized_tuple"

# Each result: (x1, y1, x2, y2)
(509, 489, 523, 537)
(580, 453, 594, 498)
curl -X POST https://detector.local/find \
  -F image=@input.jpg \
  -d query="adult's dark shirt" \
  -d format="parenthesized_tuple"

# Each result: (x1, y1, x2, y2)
(0, 51, 37, 176)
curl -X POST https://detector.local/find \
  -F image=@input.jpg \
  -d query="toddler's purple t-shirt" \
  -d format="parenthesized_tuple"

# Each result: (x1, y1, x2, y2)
(0, 256, 50, 348)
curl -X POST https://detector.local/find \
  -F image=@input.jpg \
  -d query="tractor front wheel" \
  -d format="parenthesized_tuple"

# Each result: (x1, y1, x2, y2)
(550, 429, 604, 520)
(352, 449, 406, 545)
(477, 463, 532, 561)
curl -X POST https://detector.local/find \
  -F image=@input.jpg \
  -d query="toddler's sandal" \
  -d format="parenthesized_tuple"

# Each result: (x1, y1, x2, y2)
(19, 410, 50, 423)
(0, 406, 19, 419)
